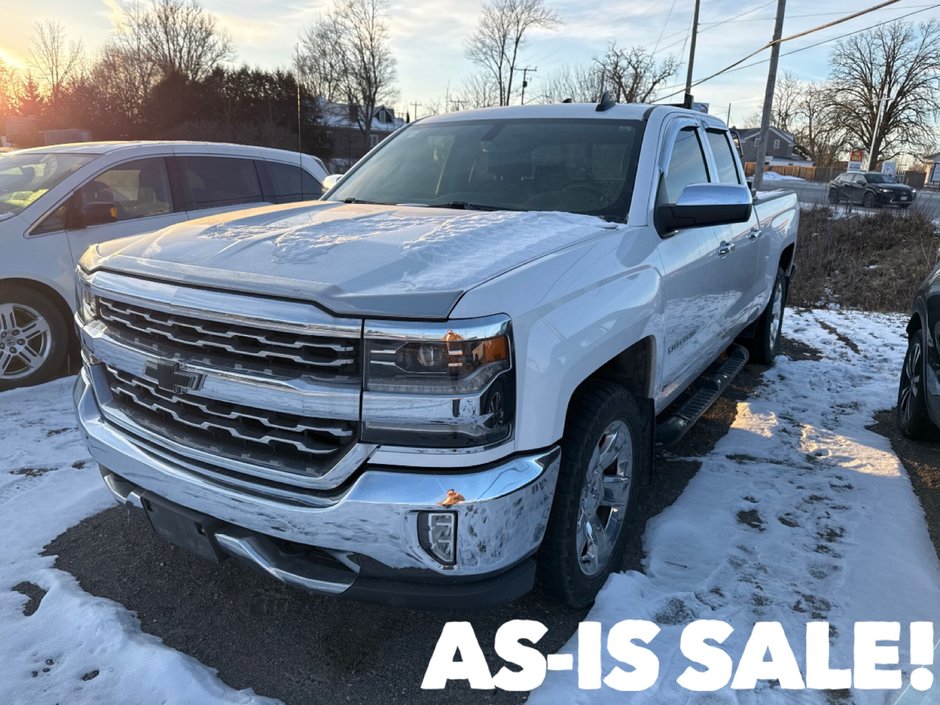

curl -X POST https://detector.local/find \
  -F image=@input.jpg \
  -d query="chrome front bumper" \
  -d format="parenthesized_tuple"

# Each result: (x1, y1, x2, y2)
(75, 369, 560, 601)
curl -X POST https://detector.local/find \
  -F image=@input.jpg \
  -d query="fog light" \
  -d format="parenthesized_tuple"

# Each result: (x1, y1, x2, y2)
(419, 511, 457, 566)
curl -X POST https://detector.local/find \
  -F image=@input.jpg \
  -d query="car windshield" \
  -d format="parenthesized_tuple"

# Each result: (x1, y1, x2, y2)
(327, 118, 645, 221)
(864, 173, 897, 184)
(0, 152, 96, 217)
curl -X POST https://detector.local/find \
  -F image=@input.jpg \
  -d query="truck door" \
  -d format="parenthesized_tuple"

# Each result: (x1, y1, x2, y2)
(704, 128, 764, 335)
(656, 124, 735, 402)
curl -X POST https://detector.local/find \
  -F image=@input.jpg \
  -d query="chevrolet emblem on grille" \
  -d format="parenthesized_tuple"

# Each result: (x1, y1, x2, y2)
(144, 361, 206, 394)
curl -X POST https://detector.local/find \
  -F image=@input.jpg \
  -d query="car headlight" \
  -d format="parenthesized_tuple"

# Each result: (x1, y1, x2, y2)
(362, 315, 514, 448)
(76, 270, 97, 323)
(880, 188, 892, 193)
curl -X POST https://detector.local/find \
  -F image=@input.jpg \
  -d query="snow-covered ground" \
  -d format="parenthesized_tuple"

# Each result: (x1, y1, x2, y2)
(533, 309, 940, 704)
(0, 379, 275, 705)
(0, 310, 937, 704)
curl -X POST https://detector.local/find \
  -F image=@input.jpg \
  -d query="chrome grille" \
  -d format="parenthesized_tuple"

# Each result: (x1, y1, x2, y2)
(105, 365, 358, 476)
(97, 297, 360, 377)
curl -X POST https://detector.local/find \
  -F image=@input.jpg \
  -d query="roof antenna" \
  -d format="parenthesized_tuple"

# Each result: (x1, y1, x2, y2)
(596, 91, 616, 112)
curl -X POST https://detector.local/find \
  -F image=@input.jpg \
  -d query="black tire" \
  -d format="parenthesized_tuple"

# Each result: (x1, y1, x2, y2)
(745, 268, 787, 365)
(863, 191, 876, 208)
(897, 326, 937, 440)
(828, 188, 839, 204)
(540, 380, 645, 608)
(0, 285, 70, 392)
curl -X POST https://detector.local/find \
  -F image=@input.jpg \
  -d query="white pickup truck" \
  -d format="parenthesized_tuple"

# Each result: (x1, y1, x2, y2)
(74, 101, 797, 608)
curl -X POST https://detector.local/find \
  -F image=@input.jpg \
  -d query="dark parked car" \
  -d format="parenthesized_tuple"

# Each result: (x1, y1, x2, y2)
(829, 171, 916, 208)
(898, 259, 940, 439)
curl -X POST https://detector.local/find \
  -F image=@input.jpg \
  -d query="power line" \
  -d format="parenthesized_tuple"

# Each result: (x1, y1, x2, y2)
(652, 0, 680, 55)
(655, 0, 907, 101)
(692, 2, 940, 84)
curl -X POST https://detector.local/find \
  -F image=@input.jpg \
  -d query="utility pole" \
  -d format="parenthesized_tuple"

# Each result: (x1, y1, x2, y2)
(516, 66, 537, 104)
(295, 43, 303, 155)
(726, 103, 732, 124)
(866, 90, 893, 171)
(750, 0, 786, 192)
(683, 0, 701, 108)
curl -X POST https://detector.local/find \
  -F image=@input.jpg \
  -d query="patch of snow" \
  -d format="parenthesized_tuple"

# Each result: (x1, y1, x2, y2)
(0, 378, 278, 705)
(532, 309, 940, 704)
(762, 172, 805, 182)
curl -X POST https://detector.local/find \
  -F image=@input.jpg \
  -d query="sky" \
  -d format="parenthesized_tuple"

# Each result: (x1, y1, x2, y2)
(1, 0, 939, 126)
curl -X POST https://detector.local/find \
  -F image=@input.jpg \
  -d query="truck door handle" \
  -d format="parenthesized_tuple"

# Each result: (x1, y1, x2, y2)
(718, 241, 736, 257)
(748, 226, 763, 240)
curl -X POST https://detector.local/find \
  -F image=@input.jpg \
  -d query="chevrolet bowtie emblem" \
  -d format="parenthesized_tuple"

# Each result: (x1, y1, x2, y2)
(144, 360, 205, 394)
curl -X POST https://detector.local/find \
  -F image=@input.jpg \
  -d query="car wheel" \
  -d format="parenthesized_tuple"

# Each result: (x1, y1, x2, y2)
(540, 380, 644, 608)
(745, 268, 787, 365)
(828, 188, 839, 204)
(897, 326, 937, 439)
(863, 191, 876, 208)
(0, 286, 70, 392)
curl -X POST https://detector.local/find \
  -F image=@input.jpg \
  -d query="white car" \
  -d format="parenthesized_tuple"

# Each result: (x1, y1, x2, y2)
(0, 141, 328, 390)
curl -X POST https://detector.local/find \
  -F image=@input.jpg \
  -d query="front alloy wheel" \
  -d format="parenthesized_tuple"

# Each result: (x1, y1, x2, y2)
(540, 380, 645, 607)
(0, 303, 52, 381)
(576, 419, 633, 577)
(0, 285, 70, 391)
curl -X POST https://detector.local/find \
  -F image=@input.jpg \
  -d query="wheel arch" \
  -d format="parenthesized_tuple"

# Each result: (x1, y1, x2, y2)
(563, 336, 657, 483)
(0, 277, 74, 333)
(779, 243, 796, 277)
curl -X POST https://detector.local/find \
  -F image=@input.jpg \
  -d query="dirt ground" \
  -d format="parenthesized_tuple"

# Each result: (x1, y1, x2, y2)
(870, 411, 940, 566)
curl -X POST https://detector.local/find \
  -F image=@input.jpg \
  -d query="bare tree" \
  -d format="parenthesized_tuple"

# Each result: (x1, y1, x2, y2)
(296, 18, 346, 102)
(793, 83, 846, 167)
(772, 70, 801, 135)
(0, 60, 18, 120)
(598, 44, 678, 103)
(455, 72, 499, 109)
(829, 20, 940, 165)
(27, 20, 84, 101)
(297, 0, 397, 143)
(537, 63, 599, 103)
(466, 0, 560, 106)
(116, 0, 233, 81)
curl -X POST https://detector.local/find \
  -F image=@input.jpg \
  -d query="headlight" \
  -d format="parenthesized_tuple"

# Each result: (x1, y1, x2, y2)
(880, 188, 892, 193)
(362, 315, 514, 448)
(75, 271, 97, 323)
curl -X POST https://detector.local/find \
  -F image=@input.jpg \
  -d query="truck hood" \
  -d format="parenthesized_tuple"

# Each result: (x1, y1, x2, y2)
(90, 201, 617, 318)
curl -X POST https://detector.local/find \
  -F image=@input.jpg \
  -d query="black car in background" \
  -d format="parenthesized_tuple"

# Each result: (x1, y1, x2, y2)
(898, 259, 940, 439)
(829, 171, 916, 208)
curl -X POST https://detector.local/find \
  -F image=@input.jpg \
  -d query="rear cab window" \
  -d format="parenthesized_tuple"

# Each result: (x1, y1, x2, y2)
(705, 130, 742, 184)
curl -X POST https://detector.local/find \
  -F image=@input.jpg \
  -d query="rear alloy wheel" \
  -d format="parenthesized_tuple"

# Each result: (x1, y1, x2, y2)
(0, 287, 69, 391)
(540, 380, 644, 608)
(745, 268, 787, 365)
(897, 327, 937, 439)
(863, 191, 876, 208)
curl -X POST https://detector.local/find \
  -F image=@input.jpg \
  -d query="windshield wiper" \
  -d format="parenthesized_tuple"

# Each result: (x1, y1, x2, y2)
(342, 197, 391, 205)
(426, 201, 512, 212)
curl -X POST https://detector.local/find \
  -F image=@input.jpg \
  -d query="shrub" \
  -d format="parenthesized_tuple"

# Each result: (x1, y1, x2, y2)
(789, 207, 939, 313)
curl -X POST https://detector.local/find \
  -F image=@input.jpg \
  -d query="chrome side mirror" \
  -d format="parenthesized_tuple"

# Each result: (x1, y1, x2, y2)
(656, 183, 753, 233)
(323, 174, 345, 191)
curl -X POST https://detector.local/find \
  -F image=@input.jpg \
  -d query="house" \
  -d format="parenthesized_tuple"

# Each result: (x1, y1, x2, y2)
(315, 98, 405, 172)
(735, 126, 812, 166)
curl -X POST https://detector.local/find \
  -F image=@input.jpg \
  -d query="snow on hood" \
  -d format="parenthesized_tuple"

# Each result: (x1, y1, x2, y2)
(96, 201, 617, 318)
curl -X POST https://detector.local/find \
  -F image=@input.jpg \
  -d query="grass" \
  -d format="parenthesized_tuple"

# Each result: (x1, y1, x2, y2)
(789, 206, 939, 313)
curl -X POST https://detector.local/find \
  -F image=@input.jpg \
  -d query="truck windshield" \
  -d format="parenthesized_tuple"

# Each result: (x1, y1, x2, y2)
(327, 118, 645, 221)
(0, 152, 95, 218)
